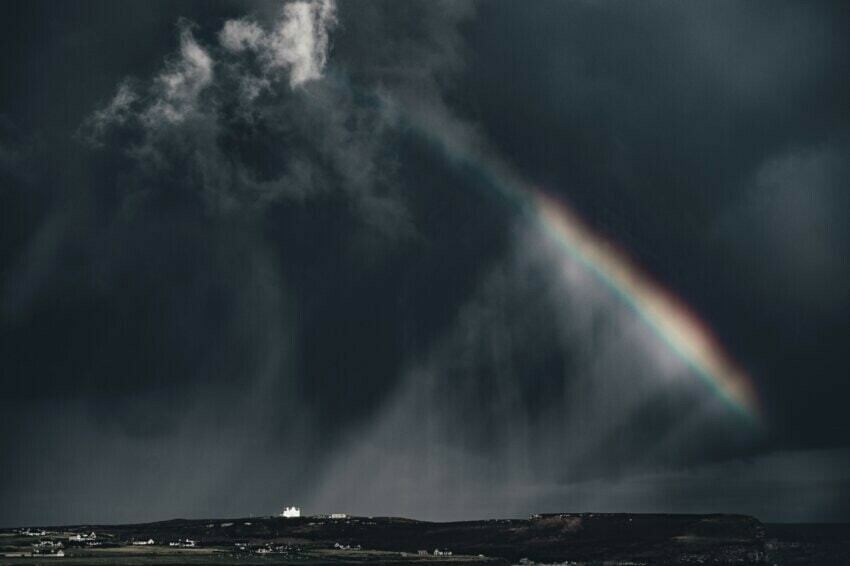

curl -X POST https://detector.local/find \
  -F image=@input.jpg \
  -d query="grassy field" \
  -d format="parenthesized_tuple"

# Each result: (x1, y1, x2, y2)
(0, 547, 495, 565)
(0, 513, 767, 564)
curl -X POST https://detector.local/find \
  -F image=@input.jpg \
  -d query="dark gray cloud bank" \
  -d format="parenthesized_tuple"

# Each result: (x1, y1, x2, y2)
(1, 0, 849, 526)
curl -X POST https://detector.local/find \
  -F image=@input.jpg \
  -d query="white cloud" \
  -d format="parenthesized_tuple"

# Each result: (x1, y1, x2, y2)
(266, 0, 336, 87)
(94, 82, 137, 127)
(143, 25, 213, 127)
(219, 0, 337, 89)
(78, 81, 138, 145)
(80, 0, 406, 228)
(219, 20, 265, 52)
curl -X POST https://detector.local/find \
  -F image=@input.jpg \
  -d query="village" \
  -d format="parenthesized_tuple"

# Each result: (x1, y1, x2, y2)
(0, 511, 771, 564)
(1, 506, 463, 562)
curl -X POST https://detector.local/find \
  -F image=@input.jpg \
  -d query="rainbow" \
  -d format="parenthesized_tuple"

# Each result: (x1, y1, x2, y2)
(403, 103, 760, 421)
(534, 191, 759, 420)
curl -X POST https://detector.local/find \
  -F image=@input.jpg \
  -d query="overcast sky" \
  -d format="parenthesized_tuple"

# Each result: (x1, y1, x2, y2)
(2, 0, 849, 527)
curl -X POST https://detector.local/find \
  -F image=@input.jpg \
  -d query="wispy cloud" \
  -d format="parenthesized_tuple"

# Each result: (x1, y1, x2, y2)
(78, 0, 406, 225)
(220, 0, 336, 89)
(143, 22, 213, 127)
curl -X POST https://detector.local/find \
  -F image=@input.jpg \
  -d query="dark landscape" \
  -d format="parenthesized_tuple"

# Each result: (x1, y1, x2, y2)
(3, 1, 850, 565)
(3, 513, 848, 565)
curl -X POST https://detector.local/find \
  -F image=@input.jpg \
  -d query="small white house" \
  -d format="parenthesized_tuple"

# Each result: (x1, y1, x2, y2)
(330, 513, 347, 519)
(35, 541, 63, 549)
(168, 539, 196, 548)
(281, 506, 301, 518)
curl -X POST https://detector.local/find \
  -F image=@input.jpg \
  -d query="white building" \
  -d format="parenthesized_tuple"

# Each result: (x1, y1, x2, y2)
(330, 513, 347, 519)
(168, 539, 196, 548)
(281, 506, 301, 518)
(35, 541, 63, 549)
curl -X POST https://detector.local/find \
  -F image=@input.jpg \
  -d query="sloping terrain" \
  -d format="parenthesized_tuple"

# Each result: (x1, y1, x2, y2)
(1, 513, 766, 564)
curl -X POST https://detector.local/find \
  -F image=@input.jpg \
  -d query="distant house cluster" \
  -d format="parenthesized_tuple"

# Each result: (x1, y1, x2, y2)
(279, 506, 351, 520)
(250, 542, 298, 555)
(68, 532, 96, 542)
(32, 540, 64, 558)
(169, 539, 197, 548)
(417, 548, 453, 556)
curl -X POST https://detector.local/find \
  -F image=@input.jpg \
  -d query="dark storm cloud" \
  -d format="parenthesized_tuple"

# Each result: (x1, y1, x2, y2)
(1, 0, 512, 525)
(0, 117, 38, 184)
(715, 144, 850, 316)
(2, 0, 849, 527)
(454, 0, 850, 443)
